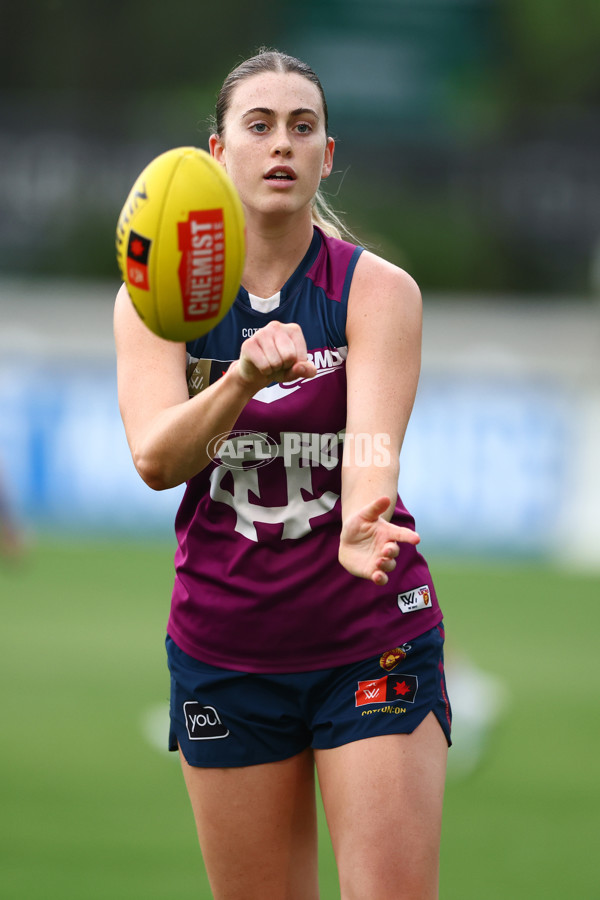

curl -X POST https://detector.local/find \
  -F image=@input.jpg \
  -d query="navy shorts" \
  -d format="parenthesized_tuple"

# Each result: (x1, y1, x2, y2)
(166, 623, 451, 768)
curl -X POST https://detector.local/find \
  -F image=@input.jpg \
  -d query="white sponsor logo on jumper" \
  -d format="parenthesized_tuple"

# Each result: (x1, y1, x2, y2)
(254, 345, 347, 404)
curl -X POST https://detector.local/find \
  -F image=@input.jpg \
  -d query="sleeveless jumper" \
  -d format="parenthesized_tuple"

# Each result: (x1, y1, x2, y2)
(167, 227, 442, 673)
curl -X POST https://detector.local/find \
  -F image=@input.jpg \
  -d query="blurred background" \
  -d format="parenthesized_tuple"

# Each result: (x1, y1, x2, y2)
(1, 1, 599, 898)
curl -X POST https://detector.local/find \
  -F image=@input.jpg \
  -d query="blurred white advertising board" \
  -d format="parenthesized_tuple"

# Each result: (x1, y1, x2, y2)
(0, 283, 598, 565)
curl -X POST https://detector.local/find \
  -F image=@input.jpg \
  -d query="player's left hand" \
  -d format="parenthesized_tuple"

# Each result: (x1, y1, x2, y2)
(338, 496, 420, 586)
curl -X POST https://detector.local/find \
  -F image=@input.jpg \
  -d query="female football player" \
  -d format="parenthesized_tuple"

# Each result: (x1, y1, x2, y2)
(115, 48, 451, 900)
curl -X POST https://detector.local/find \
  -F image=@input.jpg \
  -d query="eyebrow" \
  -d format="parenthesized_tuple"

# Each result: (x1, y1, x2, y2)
(241, 107, 320, 120)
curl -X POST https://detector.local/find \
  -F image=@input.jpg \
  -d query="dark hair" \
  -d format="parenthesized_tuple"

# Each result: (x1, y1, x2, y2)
(212, 48, 355, 242)
(214, 48, 329, 138)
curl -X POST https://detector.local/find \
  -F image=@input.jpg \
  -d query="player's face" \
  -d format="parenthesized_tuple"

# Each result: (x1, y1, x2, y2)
(210, 71, 334, 224)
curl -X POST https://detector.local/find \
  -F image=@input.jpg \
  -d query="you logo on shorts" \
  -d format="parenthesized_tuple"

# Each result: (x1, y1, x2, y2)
(184, 702, 230, 740)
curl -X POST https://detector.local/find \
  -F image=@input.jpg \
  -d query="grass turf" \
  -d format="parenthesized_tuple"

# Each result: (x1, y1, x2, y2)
(1, 540, 598, 899)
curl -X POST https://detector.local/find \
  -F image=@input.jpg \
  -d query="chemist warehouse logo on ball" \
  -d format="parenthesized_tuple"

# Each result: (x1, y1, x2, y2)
(206, 431, 391, 470)
(178, 210, 225, 321)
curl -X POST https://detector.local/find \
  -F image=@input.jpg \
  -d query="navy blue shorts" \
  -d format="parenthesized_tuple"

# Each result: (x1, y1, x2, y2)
(166, 623, 451, 768)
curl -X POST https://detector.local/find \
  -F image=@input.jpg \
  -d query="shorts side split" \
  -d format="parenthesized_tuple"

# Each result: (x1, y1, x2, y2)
(166, 622, 452, 768)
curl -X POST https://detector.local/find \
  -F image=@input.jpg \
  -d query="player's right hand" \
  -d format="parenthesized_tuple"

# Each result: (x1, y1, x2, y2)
(235, 320, 317, 388)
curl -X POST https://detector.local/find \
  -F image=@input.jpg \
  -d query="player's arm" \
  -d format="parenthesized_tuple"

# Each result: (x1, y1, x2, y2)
(114, 284, 315, 490)
(339, 252, 422, 584)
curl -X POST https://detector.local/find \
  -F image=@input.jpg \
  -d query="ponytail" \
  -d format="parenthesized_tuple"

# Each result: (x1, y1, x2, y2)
(312, 188, 359, 244)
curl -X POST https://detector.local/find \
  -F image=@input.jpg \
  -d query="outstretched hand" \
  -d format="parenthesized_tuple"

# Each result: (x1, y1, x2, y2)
(339, 496, 420, 586)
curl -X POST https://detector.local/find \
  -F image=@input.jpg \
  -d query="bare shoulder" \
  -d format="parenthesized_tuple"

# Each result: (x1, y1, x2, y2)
(347, 250, 422, 338)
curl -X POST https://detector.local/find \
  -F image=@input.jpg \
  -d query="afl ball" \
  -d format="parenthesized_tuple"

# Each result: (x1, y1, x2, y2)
(116, 146, 245, 341)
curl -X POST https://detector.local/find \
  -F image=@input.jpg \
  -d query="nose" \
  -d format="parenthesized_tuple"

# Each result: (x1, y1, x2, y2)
(271, 125, 292, 157)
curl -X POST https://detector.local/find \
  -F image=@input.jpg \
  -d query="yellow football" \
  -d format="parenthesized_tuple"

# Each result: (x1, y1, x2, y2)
(116, 146, 245, 342)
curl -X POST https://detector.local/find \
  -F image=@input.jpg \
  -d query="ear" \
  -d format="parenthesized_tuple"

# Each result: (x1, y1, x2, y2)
(209, 133, 226, 168)
(321, 137, 335, 180)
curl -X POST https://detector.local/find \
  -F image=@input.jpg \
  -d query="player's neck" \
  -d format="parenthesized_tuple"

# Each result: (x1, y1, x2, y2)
(242, 214, 314, 299)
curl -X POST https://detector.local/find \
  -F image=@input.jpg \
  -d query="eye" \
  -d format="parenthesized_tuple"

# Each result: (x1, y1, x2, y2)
(250, 122, 269, 134)
(295, 122, 312, 134)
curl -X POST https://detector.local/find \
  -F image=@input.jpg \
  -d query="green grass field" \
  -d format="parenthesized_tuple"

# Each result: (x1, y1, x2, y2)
(1, 540, 598, 899)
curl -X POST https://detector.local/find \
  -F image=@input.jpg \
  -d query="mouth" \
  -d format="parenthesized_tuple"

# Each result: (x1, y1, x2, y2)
(264, 166, 297, 182)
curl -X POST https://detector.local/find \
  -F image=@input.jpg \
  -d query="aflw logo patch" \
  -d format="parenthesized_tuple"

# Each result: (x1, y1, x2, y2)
(355, 674, 418, 706)
(183, 702, 230, 740)
(397, 584, 432, 614)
